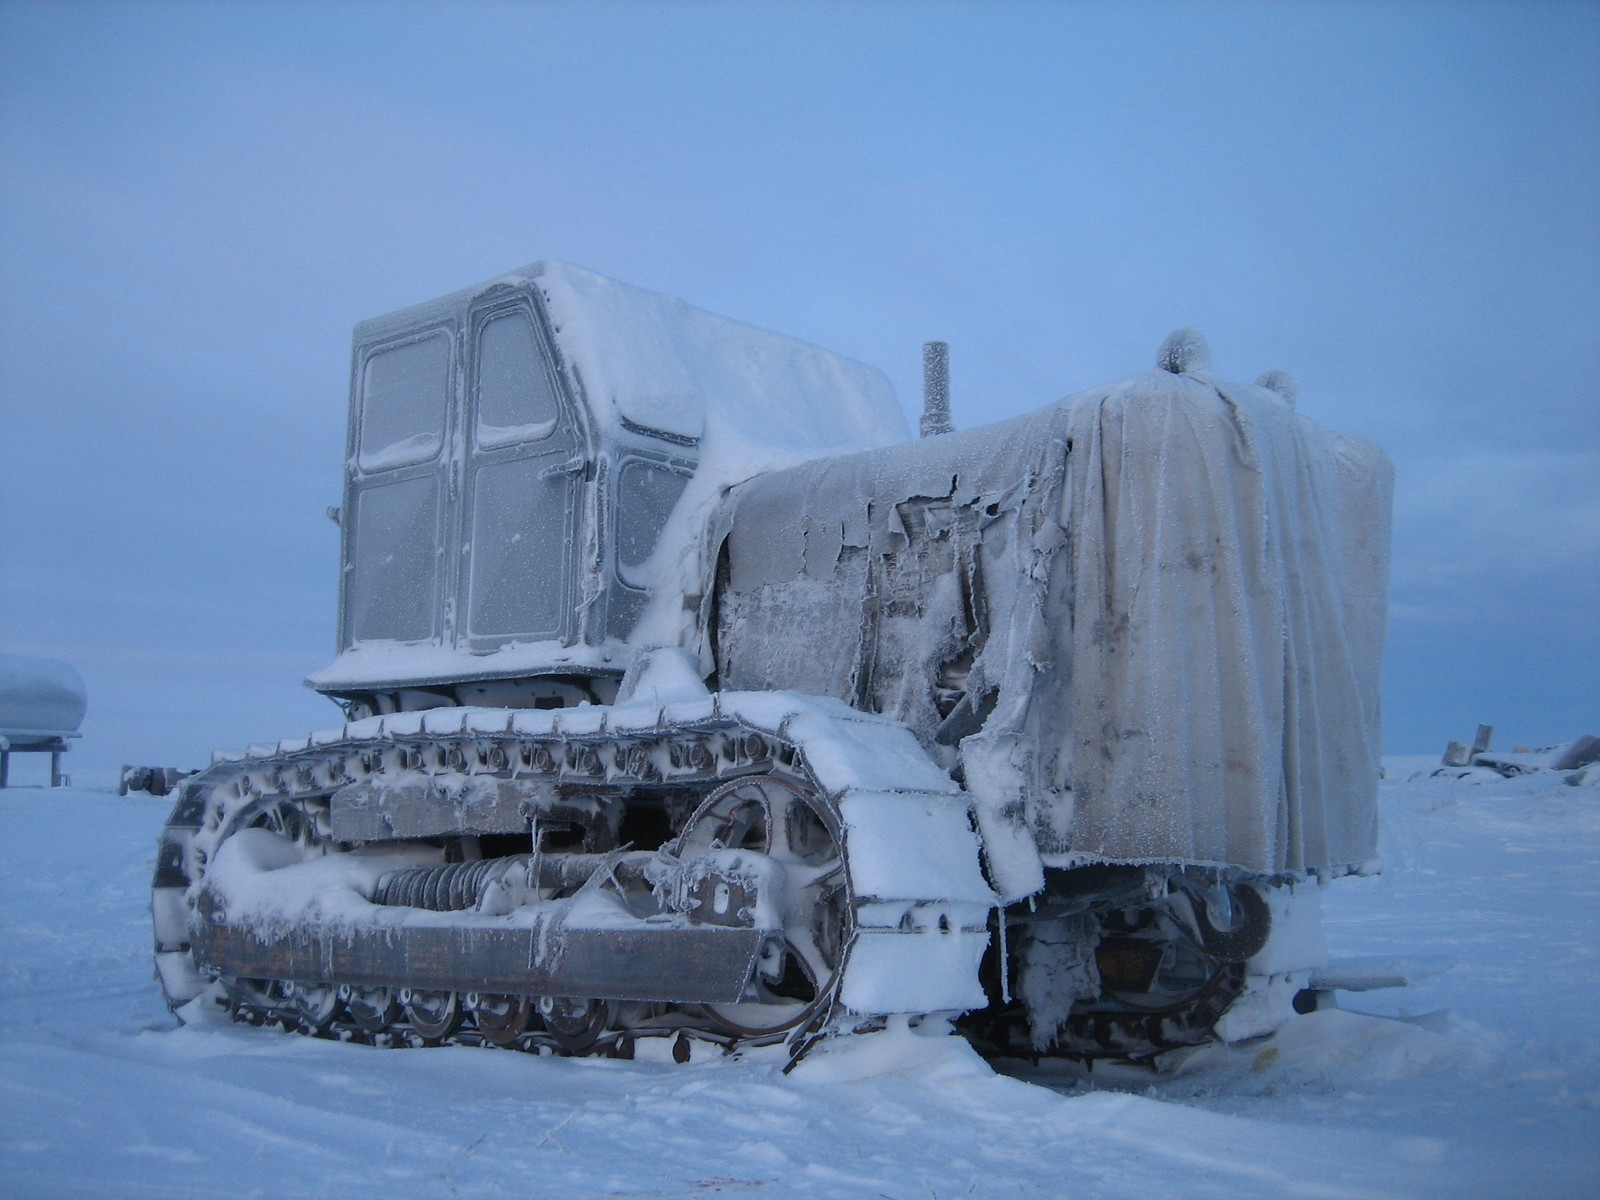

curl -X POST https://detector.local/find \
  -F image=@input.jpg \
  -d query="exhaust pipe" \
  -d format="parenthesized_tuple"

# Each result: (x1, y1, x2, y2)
(920, 341, 952, 437)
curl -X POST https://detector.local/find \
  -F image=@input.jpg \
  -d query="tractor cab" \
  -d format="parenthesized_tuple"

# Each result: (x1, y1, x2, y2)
(309, 262, 904, 716)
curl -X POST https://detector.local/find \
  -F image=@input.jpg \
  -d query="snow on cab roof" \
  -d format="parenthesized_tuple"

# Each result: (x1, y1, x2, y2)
(358, 260, 909, 454)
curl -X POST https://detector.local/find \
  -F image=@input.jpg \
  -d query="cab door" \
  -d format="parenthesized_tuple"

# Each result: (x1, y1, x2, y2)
(457, 296, 581, 651)
(340, 326, 455, 651)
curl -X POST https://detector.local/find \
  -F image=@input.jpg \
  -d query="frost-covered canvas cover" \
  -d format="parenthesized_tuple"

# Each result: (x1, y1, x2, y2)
(1057, 372, 1391, 876)
(712, 368, 1391, 884)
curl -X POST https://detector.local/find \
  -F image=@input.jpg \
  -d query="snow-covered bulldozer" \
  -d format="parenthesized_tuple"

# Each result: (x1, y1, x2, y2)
(151, 263, 1391, 1065)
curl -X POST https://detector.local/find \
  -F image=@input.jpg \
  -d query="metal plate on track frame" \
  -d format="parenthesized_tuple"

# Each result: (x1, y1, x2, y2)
(191, 903, 768, 1005)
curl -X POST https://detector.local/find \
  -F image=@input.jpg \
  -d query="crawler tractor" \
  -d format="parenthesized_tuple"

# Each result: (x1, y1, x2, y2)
(152, 264, 1391, 1066)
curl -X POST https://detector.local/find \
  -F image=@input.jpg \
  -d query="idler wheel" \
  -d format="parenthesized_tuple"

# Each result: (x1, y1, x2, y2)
(674, 775, 849, 1037)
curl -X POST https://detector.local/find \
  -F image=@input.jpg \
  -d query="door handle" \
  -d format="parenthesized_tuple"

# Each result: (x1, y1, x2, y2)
(539, 457, 586, 481)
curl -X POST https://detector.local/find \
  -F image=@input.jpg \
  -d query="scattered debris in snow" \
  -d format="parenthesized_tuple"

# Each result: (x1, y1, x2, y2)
(1438, 726, 1599, 783)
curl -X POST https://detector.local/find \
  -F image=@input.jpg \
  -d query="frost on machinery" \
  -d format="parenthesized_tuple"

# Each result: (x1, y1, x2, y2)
(152, 263, 1392, 1068)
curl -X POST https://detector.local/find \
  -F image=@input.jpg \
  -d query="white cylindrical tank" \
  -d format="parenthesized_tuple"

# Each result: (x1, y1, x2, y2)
(0, 654, 88, 741)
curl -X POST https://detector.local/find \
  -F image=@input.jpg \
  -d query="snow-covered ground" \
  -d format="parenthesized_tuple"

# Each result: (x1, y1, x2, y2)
(2, 759, 1596, 1199)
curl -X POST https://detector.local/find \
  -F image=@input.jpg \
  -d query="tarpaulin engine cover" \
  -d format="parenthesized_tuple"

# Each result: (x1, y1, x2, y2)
(712, 368, 1391, 889)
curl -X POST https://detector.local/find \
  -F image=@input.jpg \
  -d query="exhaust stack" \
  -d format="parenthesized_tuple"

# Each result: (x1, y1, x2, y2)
(921, 341, 952, 437)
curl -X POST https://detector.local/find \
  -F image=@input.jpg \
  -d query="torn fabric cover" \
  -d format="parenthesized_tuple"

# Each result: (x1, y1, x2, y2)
(712, 368, 1390, 884)
(1058, 371, 1390, 875)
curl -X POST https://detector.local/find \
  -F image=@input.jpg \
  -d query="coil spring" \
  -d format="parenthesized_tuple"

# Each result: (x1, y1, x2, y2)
(374, 856, 530, 912)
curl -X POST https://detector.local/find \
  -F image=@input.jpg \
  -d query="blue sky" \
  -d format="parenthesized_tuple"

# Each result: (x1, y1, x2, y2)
(2, 0, 1595, 781)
